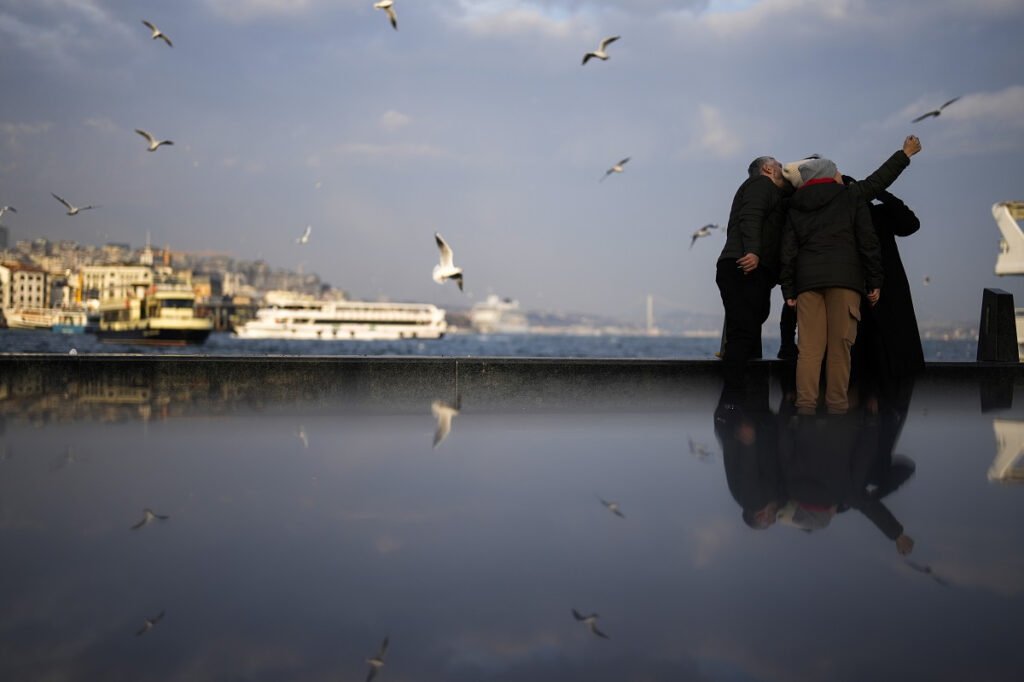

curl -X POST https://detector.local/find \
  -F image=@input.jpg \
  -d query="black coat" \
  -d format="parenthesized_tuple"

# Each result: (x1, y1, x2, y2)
(718, 175, 788, 279)
(855, 191, 925, 381)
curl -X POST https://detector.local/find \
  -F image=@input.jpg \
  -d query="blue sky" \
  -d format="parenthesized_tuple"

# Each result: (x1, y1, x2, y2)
(1, 0, 1022, 323)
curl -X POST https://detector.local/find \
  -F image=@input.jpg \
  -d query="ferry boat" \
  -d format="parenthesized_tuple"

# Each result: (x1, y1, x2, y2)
(234, 293, 447, 341)
(2, 307, 88, 332)
(470, 294, 529, 334)
(992, 201, 1024, 359)
(95, 285, 212, 345)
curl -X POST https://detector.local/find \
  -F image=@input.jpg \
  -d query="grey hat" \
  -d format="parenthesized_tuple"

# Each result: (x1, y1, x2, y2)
(798, 158, 838, 185)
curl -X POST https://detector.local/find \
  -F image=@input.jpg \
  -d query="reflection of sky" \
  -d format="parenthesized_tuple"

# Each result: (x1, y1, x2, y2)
(2, 374, 1024, 680)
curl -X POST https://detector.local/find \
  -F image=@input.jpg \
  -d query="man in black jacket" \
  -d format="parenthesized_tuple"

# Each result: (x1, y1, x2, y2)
(716, 156, 788, 400)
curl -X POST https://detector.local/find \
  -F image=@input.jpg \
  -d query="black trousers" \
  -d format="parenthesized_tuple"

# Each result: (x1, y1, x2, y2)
(716, 260, 773, 394)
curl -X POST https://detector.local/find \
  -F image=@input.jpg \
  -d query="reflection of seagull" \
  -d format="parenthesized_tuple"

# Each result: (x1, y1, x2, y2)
(431, 399, 460, 449)
(571, 609, 610, 639)
(690, 224, 714, 249)
(136, 610, 165, 636)
(432, 232, 464, 291)
(365, 636, 389, 682)
(596, 494, 624, 518)
(0, 205, 15, 220)
(135, 129, 174, 152)
(131, 508, 169, 530)
(904, 559, 949, 587)
(296, 225, 312, 244)
(374, 0, 398, 30)
(600, 157, 630, 182)
(297, 425, 308, 449)
(688, 436, 713, 461)
(582, 35, 620, 65)
(911, 96, 960, 123)
(51, 193, 94, 216)
(141, 20, 173, 47)
(923, 276, 931, 286)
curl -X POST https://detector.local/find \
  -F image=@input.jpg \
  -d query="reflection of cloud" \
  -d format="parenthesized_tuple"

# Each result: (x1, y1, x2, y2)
(934, 555, 1024, 597)
(380, 109, 411, 132)
(374, 535, 404, 553)
(690, 516, 736, 567)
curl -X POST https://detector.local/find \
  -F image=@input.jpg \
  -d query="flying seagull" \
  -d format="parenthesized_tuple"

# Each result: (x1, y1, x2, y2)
(571, 609, 610, 639)
(365, 636, 389, 682)
(136, 610, 166, 636)
(583, 35, 620, 65)
(911, 96, 960, 123)
(296, 225, 312, 244)
(600, 157, 630, 182)
(432, 232, 464, 291)
(0, 205, 15, 220)
(135, 129, 174, 152)
(131, 508, 169, 530)
(51, 192, 94, 216)
(141, 20, 173, 47)
(431, 399, 460, 449)
(374, 0, 398, 30)
(597, 495, 625, 518)
(690, 224, 715, 249)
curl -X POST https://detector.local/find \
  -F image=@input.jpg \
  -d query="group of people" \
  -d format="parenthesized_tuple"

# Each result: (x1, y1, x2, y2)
(716, 135, 925, 414)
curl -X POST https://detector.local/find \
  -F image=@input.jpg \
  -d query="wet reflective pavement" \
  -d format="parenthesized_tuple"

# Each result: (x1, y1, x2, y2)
(1, 358, 1023, 681)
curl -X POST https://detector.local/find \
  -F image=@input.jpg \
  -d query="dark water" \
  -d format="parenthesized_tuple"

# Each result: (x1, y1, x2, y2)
(0, 329, 979, 360)
(1, 359, 1022, 681)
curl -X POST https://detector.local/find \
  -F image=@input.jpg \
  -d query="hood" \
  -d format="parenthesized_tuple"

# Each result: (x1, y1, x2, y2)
(789, 181, 846, 213)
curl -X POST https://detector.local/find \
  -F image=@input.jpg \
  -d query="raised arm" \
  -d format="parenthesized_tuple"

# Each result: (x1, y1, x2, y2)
(856, 135, 921, 202)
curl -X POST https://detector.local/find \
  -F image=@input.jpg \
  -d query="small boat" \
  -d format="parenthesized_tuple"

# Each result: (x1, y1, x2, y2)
(2, 307, 60, 330)
(95, 285, 212, 345)
(52, 308, 89, 334)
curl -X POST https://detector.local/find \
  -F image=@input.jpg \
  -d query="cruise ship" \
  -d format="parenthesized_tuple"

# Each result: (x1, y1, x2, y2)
(234, 292, 447, 341)
(95, 285, 212, 345)
(470, 294, 529, 334)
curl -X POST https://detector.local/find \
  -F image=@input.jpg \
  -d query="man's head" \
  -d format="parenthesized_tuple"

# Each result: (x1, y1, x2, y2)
(747, 156, 784, 187)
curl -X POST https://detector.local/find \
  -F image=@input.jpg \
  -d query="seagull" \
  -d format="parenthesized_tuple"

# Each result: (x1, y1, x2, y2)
(135, 129, 174, 152)
(431, 399, 460, 449)
(690, 224, 714, 249)
(571, 609, 610, 639)
(131, 508, 169, 530)
(582, 35, 620, 65)
(600, 157, 630, 182)
(51, 193, 94, 216)
(365, 636, 389, 682)
(136, 610, 166, 636)
(296, 225, 312, 244)
(432, 232, 464, 291)
(141, 20, 173, 47)
(911, 96, 960, 123)
(374, 0, 398, 30)
(0, 205, 15, 220)
(596, 494, 624, 518)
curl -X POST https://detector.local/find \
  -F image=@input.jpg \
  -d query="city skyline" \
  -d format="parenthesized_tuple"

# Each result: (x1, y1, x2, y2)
(1, 0, 1023, 326)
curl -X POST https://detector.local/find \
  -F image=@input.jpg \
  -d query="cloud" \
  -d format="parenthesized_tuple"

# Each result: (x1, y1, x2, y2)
(83, 117, 118, 134)
(379, 109, 412, 132)
(333, 141, 455, 159)
(0, 1, 135, 67)
(693, 104, 742, 158)
(0, 121, 52, 152)
(198, 0, 362, 22)
(943, 85, 1024, 128)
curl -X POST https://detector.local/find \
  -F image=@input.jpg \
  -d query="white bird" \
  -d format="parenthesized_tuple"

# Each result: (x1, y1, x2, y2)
(690, 224, 714, 249)
(571, 609, 610, 639)
(131, 508, 169, 530)
(296, 225, 312, 244)
(432, 232, 464, 291)
(431, 399, 460, 449)
(141, 20, 173, 47)
(136, 610, 165, 636)
(0, 205, 15, 220)
(582, 35, 620, 65)
(911, 96, 960, 123)
(374, 0, 398, 30)
(135, 129, 174, 152)
(596, 494, 624, 518)
(600, 157, 630, 182)
(51, 192, 94, 216)
(365, 636, 389, 682)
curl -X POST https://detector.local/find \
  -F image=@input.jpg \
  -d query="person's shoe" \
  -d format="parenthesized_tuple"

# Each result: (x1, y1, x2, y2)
(777, 343, 798, 361)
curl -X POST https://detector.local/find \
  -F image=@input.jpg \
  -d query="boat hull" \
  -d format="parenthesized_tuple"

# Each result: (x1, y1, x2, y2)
(234, 323, 444, 341)
(95, 328, 211, 346)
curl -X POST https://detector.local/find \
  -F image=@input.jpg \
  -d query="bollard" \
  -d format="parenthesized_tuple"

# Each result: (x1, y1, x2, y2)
(976, 288, 1019, 362)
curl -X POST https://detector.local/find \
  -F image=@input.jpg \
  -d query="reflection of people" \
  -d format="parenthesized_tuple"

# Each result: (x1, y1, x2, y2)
(715, 379, 784, 529)
(716, 156, 789, 400)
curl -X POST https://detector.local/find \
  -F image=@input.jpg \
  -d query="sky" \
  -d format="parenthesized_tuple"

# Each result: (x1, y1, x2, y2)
(1, 0, 1023, 325)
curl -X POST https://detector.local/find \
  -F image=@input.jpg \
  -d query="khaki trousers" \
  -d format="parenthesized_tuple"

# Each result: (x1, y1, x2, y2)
(795, 288, 862, 414)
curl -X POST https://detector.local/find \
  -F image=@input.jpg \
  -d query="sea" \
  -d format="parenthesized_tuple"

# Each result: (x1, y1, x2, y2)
(0, 328, 979, 360)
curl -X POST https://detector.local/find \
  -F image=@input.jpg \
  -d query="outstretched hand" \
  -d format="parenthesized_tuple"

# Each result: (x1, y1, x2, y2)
(896, 534, 915, 556)
(903, 134, 922, 157)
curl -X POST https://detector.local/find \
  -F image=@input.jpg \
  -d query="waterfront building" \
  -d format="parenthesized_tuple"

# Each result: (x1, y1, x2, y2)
(0, 262, 49, 308)
(81, 264, 154, 301)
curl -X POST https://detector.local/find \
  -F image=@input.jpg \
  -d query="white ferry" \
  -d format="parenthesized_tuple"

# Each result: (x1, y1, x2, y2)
(2, 307, 88, 332)
(234, 293, 447, 341)
(95, 285, 212, 346)
(470, 294, 529, 334)
(992, 201, 1024, 358)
